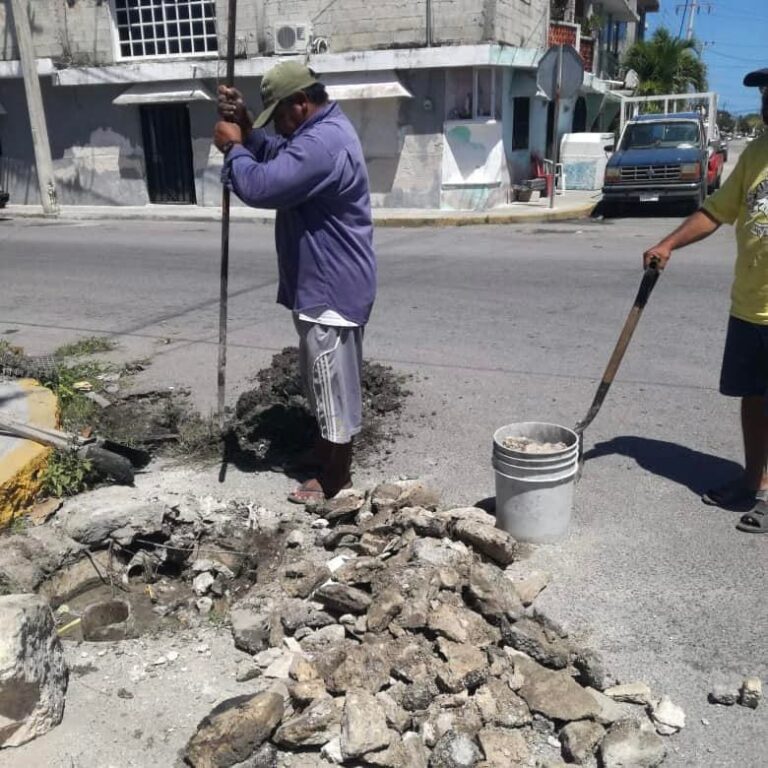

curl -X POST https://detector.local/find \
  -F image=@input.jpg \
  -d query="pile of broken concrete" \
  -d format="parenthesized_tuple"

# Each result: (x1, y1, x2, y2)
(182, 481, 681, 768)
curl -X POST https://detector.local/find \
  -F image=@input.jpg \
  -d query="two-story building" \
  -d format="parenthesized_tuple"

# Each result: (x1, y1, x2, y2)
(0, 0, 657, 211)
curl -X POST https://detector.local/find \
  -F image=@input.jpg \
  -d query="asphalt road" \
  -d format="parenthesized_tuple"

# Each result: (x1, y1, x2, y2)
(1, 158, 765, 765)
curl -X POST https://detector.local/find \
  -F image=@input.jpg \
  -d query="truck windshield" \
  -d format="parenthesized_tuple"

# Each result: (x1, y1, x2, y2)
(621, 121, 701, 150)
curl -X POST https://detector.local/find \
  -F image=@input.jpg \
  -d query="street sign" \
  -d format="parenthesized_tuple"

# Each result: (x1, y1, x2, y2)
(536, 44, 585, 101)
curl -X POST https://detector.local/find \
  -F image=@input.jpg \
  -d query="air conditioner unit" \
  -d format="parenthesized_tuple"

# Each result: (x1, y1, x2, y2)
(274, 22, 311, 55)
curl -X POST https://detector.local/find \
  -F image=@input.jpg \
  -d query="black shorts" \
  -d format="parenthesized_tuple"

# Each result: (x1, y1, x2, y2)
(719, 316, 768, 397)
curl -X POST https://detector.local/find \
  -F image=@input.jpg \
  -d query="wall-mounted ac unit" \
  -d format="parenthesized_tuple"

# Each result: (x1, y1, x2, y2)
(274, 23, 311, 55)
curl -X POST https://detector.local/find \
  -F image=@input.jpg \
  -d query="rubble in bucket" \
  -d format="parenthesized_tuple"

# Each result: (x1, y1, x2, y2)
(501, 437, 568, 454)
(493, 423, 580, 545)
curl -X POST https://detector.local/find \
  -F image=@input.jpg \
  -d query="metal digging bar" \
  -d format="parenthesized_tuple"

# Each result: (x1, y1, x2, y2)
(217, 0, 239, 431)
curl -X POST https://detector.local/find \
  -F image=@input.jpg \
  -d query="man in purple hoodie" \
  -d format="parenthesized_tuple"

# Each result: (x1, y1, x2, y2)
(214, 61, 377, 504)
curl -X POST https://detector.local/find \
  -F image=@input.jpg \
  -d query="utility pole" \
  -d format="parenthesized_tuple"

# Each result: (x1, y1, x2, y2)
(9, 0, 58, 215)
(676, 1, 714, 41)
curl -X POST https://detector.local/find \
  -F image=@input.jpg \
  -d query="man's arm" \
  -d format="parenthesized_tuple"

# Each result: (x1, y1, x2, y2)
(644, 143, 749, 269)
(226, 133, 337, 210)
(242, 129, 287, 163)
(643, 210, 721, 268)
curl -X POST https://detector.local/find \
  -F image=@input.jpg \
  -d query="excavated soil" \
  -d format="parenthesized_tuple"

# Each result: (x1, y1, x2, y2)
(232, 347, 411, 469)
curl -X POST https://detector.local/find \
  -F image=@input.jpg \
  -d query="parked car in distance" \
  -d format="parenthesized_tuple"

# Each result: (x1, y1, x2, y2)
(602, 112, 711, 215)
(705, 121, 728, 162)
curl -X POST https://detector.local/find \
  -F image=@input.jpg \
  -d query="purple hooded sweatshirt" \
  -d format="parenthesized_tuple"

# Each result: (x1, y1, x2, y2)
(223, 102, 376, 326)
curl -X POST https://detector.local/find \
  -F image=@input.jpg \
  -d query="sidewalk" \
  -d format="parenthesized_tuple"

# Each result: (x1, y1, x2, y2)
(1, 190, 599, 228)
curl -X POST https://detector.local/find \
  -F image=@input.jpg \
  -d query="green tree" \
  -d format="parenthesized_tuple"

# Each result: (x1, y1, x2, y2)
(623, 28, 708, 96)
(738, 114, 765, 136)
(717, 110, 735, 133)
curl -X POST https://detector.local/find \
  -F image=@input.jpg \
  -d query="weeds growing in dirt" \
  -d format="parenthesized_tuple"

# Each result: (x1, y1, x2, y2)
(42, 362, 106, 433)
(161, 398, 221, 460)
(41, 448, 97, 497)
(54, 336, 117, 358)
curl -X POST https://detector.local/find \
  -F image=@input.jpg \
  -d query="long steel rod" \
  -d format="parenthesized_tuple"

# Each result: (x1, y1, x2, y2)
(217, 0, 238, 430)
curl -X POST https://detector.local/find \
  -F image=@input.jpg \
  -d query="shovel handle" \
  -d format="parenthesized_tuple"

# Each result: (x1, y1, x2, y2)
(0, 415, 73, 450)
(574, 259, 662, 438)
(634, 257, 661, 309)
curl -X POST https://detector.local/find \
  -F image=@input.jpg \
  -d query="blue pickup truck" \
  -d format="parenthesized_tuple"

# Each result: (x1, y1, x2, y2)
(602, 112, 717, 215)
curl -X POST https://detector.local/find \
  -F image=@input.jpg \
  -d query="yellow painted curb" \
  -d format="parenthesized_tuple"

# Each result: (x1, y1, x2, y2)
(0, 380, 59, 529)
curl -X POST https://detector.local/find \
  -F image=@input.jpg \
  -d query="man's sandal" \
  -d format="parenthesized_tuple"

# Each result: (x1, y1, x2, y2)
(702, 479, 766, 510)
(287, 480, 325, 504)
(736, 501, 768, 534)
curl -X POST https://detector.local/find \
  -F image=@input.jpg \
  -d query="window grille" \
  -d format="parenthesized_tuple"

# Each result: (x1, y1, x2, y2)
(113, 0, 218, 60)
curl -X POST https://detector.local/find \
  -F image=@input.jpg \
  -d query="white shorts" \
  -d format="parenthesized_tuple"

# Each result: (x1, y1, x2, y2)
(293, 317, 364, 445)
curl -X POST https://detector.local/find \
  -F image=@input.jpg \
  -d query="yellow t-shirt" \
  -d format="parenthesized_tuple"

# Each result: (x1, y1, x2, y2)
(703, 133, 768, 325)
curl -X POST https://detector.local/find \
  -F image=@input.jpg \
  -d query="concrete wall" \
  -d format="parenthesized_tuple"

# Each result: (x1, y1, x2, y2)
(199, 70, 446, 210)
(357, 69, 445, 209)
(0, 64, 567, 210)
(0, 70, 445, 208)
(0, 78, 150, 205)
(495, 0, 549, 49)
(0, 2, 61, 61)
(249, 0, 548, 52)
(0, 0, 548, 62)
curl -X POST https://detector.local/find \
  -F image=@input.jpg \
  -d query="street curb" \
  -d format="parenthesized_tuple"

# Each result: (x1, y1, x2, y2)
(0, 379, 58, 529)
(2, 203, 597, 228)
(373, 204, 596, 227)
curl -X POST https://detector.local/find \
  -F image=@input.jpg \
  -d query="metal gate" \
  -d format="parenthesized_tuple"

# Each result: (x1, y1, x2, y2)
(140, 104, 196, 205)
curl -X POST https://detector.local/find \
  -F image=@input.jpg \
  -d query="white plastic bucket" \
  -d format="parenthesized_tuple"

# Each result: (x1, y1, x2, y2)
(492, 422, 579, 544)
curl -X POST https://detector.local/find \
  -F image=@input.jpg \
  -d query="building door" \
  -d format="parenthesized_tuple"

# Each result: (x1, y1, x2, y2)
(573, 97, 587, 133)
(140, 104, 196, 204)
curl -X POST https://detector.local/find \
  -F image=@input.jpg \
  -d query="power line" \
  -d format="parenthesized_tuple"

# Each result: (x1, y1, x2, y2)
(706, 49, 767, 64)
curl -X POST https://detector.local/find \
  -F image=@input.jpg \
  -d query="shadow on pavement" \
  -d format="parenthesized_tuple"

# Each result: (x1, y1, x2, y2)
(584, 435, 743, 499)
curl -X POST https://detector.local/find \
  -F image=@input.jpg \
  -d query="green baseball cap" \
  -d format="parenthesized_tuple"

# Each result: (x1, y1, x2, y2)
(253, 60, 319, 128)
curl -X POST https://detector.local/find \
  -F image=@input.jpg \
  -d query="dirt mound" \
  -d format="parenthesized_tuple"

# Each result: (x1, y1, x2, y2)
(233, 347, 411, 469)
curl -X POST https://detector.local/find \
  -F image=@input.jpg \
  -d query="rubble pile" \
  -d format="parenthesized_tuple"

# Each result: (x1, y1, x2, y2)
(181, 481, 683, 768)
(0, 479, 761, 763)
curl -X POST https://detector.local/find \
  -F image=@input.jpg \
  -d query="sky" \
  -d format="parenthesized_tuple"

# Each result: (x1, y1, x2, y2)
(647, 0, 768, 116)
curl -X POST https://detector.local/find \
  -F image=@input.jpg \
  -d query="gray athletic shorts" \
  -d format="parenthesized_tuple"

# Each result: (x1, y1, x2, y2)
(293, 317, 364, 445)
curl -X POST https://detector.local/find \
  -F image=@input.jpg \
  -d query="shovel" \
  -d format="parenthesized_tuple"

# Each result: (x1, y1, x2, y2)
(574, 258, 661, 473)
(0, 414, 150, 485)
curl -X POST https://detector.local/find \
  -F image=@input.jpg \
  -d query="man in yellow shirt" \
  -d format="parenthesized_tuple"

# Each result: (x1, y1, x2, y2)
(644, 69, 768, 533)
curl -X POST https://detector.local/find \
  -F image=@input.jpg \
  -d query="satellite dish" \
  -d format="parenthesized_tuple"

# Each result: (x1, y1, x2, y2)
(624, 69, 640, 90)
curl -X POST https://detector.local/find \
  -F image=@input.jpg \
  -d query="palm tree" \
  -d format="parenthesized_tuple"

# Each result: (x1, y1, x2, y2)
(623, 28, 708, 96)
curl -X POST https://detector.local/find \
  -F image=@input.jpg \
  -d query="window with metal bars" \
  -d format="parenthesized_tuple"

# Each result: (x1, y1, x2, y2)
(113, 0, 218, 60)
